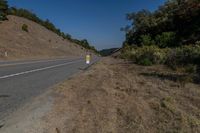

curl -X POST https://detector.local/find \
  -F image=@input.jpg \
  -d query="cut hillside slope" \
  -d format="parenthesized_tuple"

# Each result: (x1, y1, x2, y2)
(0, 15, 87, 60)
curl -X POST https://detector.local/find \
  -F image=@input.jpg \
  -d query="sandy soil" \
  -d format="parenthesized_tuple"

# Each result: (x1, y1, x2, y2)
(2, 57, 200, 133)
(0, 15, 88, 60)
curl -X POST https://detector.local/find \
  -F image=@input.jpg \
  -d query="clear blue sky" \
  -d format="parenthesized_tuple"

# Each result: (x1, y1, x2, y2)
(8, 0, 166, 50)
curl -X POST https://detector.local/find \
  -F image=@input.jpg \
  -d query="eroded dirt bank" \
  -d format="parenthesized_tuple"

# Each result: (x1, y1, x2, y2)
(2, 57, 200, 133)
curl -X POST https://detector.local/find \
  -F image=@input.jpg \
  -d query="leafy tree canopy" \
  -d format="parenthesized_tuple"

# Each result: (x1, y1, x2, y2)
(0, 0, 8, 20)
(124, 0, 200, 48)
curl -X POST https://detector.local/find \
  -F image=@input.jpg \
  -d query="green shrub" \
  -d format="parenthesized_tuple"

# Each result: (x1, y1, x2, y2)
(22, 24, 28, 32)
(197, 65, 200, 81)
(120, 51, 131, 59)
(120, 49, 135, 60)
(155, 32, 176, 48)
(185, 64, 197, 73)
(166, 45, 200, 68)
(0, 0, 8, 21)
(140, 34, 155, 46)
(121, 45, 168, 65)
(138, 58, 152, 66)
(195, 41, 200, 46)
(121, 43, 200, 71)
(120, 44, 135, 59)
(134, 45, 168, 65)
(0, 12, 7, 21)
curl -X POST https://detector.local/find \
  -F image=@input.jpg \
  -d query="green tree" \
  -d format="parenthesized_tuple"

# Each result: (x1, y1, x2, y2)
(124, 0, 200, 47)
(155, 32, 176, 48)
(140, 34, 155, 46)
(0, 0, 8, 20)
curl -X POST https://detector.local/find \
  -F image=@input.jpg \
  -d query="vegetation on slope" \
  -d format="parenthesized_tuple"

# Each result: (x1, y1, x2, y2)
(121, 0, 200, 82)
(123, 0, 200, 47)
(0, 0, 97, 52)
(22, 23, 28, 32)
(0, 0, 8, 21)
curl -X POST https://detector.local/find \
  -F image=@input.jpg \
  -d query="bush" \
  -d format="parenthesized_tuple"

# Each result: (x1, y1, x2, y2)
(0, 12, 7, 21)
(155, 32, 176, 48)
(121, 45, 168, 65)
(195, 41, 200, 46)
(121, 43, 200, 71)
(120, 44, 134, 59)
(139, 35, 155, 46)
(0, 0, 8, 21)
(185, 64, 197, 73)
(134, 45, 168, 65)
(166, 44, 200, 68)
(22, 24, 28, 32)
(138, 58, 152, 66)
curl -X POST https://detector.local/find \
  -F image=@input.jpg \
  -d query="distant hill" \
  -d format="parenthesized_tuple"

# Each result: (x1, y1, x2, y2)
(99, 48, 119, 56)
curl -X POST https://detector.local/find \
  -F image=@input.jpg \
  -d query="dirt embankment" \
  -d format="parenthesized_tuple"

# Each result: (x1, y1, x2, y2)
(2, 57, 200, 133)
(0, 15, 87, 60)
(40, 57, 200, 133)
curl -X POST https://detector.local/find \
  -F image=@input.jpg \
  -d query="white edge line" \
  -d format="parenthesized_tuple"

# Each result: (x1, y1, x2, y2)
(0, 58, 82, 67)
(0, 59, 83, 80)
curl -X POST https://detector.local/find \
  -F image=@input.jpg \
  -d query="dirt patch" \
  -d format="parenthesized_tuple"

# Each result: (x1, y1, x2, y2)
(40, 57, 200, 133)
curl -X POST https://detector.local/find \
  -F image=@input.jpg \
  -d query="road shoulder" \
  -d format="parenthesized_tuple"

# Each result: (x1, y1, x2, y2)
(0, 89, 54, 133)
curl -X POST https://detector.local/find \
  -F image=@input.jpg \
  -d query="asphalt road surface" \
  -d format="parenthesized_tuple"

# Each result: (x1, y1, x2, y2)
(0, 57, 99, 122)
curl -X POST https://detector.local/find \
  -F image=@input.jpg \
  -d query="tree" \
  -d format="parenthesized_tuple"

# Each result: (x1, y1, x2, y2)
(0, 0, 8, 20)
(140, 34, 155, 46)
(155, 32, 176, 48)
(124, 0, 200, 47)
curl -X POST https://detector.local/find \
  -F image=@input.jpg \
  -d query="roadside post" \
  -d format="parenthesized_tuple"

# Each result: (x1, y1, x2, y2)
(86, 54, 91, 65)
(5, 51, 8, 57)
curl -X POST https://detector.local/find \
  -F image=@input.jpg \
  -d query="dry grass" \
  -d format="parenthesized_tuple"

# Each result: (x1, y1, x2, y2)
(42, 57, 200, 133)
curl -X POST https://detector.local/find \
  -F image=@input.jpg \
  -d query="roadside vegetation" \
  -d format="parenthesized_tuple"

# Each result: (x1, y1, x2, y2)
(121, 0, 200, 83)
(22, 24, 28, 32)
(0, 0, 8, 21)
(0, 0, 97, 53)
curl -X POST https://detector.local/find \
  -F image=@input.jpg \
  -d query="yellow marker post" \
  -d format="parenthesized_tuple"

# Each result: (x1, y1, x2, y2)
(86, 54, 91, 64)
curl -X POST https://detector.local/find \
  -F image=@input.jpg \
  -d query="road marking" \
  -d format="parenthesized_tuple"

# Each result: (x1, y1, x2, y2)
(0, 58, 82, 67)
(0, 59, 83, 80)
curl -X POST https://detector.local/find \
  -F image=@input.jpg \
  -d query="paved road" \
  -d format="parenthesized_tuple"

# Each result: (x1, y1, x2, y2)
(0, 57, 99, 122)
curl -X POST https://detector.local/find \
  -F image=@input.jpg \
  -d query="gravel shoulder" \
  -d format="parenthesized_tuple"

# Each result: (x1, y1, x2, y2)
(0, 89, 54, 133)
(1, 57, 200, 133)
